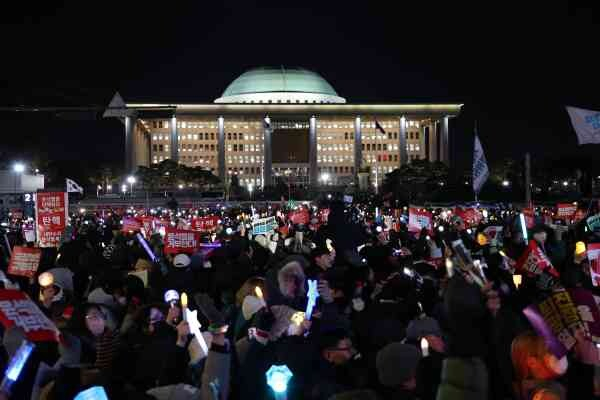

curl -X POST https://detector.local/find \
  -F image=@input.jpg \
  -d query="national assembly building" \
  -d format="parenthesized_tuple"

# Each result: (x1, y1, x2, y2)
(104, 67, 462, 188)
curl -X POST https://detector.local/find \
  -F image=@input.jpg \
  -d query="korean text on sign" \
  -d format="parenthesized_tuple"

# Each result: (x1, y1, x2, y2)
(164, 227, 200, 254)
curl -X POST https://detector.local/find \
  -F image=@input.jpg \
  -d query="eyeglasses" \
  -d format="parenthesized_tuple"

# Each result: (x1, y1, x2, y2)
(85, 314, 104, 321)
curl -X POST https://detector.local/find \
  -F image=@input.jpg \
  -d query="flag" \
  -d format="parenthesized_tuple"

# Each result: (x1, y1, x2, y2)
(66, 178, 83, 193)
(375, 120, 386, 135)
(472, 135, 489, 194)
(515, 240, 560, 291)
(566, 106, 600, 144)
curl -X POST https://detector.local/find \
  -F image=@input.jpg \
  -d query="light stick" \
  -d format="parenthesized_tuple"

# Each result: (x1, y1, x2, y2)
(136, 233, 157, 262)
(305, 280, 319, 320)
(255, 286, 263, 300)
(519, 213, 528, 242)
(420, 337, 429, 357)
(575, 241, 586, 256)
(181, 292, 188, 321)
(38, 272, 54, 288)
(513, 274, 522, 289)
(266, 364, 293, 398)
(180, 292, 209, 356)
(0, 340, 35, 395)
(74, 386, 109, 400)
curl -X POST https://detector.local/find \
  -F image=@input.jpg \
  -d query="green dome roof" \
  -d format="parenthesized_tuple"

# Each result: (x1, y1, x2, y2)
(215, 67, 345, 103)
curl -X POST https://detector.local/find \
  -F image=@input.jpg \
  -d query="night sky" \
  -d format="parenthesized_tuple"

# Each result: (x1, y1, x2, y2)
(1, 1, 599, 174)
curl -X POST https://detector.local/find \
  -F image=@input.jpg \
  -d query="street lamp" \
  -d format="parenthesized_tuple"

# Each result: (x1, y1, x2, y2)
(562, 180, 569, 187)
(248, 184, 254, 200)
(127, 176, 136, 197)
(106, 184, 112, 193)
(12, 163, 25, 197)
(121, 185, 127, 197)
(502, 180, 510, 187)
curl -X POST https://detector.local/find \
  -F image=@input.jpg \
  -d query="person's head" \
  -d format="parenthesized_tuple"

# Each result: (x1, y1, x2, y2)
(511, 331, 568, 382)
(376, 342, 421, 391)
(84, 304, 106, 337)
(312, 248, 333, 271)
(278, 261, 306, 299)
(451, 216, 466, 232)
(320, 330, 355, 366)
(532, 226, 548, 245)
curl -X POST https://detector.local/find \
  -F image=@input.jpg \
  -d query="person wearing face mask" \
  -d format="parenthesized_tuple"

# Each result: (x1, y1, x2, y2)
(511, 331, 567, 400)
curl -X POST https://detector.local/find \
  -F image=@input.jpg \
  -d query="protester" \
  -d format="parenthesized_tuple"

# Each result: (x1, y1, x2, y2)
(0, 199, 599, 400)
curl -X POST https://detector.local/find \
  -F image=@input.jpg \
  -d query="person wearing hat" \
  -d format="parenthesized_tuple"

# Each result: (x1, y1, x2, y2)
(306, 247, 335, 280)
(376, 342, 422, 400)
(165, 253, 197, 295)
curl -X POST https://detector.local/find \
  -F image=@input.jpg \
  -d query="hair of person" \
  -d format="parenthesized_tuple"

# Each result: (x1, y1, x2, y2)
(511, 331, 549, 382)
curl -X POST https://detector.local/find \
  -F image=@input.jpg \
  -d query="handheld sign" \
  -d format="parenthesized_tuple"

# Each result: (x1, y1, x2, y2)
(305, 280, 319, 320)
(8, 247, 42, 278)
(0, 340, 35, 395)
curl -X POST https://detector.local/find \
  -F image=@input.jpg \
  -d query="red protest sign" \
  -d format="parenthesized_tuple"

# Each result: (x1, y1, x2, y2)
(8, 246, 42, 278)
(516, 240, 560, 291)
(408, 207, 432, 235)
(588, 243, 600, 287)
(556, 203, 577, 220)
(319, 208, 330, 224)
(191, 216, 220, 232)
(289, 208, 310, 225)
(141, 217, 155, 236)
(522, 207, 535, 229)
(122, 217, 142, 233)
(0, 289, 59, 342)
(35, 192, 68, 248)
(164, 227, 201, 254)
(453, 207, 482, 228)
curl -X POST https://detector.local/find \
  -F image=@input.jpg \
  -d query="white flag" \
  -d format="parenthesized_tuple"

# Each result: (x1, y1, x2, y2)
(566, 106, 600, 144)
(472, 135, 489, 194)
(66, 178, 83, 193)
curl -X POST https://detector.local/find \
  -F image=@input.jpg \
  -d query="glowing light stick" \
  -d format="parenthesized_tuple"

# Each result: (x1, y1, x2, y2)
(575, 241, 586, 256)
(519, 213, 528, 242)
(255, 286, 263, 300)
(420, 337, 429, 357)
(180, 292, 209, 356)
(136, 233, 157, 262)
(290, 311, 305, 326)
(0, 340, 35, 395)
(305, 280, 319, 321)
(266, 364, 293, 398)
(74, 386, 109, 400)
(38, 272, 54, 288)
(513, 274, 522, 289)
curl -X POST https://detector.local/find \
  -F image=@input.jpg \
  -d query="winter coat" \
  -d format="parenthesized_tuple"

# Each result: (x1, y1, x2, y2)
(436, 357, 488, 400)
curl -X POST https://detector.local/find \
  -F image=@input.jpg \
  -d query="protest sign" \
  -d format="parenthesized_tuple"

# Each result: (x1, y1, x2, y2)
(523, 288, 584, 358)
(0, 289, 59, 342)
(556, 203, 577, 220)
(35, 192, 68, 248)
(515, 240, 560, 291)
(587, 243, 600, 287)
(569, 288, 600, 345)
(587, 214, 600, 233)
(252, 217, 278, 235)
(141, 217, 155, 236)
(163, 227, 201, 254)
(408, 207, 432, 235)
(8, 247, 42, 278)
(122, 217, 142, 233)
(453, 207, 482, 228)
(289, 208, 310, 225)
(319, 208, 330, 224)
(191, 216, 220, 232)
(522, 207, 535, 229)
(482, 225, 503, 243)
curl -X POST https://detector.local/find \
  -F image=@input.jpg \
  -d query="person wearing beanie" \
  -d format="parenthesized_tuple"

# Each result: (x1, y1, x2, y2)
(375, 342, 421, 400)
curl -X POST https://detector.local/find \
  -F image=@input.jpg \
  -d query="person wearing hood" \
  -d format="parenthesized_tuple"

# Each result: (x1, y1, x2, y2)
(306, 247, 335, 280)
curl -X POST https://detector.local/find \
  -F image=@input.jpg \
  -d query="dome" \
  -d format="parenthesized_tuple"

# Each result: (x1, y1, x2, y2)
(214, 67, 346, 104)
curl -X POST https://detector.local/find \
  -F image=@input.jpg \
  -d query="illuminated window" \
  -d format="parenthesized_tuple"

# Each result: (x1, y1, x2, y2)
(182, 122, 187, 128)
(415, 145, 420, 151)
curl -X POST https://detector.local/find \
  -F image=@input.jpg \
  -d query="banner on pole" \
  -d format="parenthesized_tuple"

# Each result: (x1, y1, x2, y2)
(8, 247, 42, 278)
(35, 192, 68, 248)
(0, 289, 59, 342)
(164, 227, 201, 254)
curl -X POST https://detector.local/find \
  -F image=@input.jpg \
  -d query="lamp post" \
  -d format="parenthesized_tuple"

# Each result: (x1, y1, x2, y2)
(121, 184, 127, 199)
(12, 163, 25, 200)
(248, 184, 254, 201)
(127, 176, 136, 197)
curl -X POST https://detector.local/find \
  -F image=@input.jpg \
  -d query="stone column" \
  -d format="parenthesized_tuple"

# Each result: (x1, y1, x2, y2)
(441, 116, 449, 165)
(429, 121, 437, 162)
(170, 116, 179, 162)
(399, 116, 408, 166)
(354, 116, 362, 183)
(124, 113, 137, 173)
(309, 116, 318, 186)
(217, 116, 225, 182)
(263, 116, 272, 187)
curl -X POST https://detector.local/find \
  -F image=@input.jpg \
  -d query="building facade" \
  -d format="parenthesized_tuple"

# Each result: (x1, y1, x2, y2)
(105, 67, 461, 188)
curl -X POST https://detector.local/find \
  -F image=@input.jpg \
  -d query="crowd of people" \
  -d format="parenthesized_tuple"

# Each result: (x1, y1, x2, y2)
(0, 197, 599, 400)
